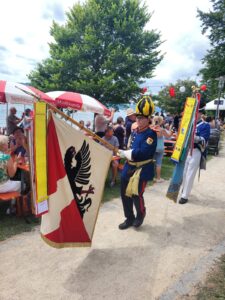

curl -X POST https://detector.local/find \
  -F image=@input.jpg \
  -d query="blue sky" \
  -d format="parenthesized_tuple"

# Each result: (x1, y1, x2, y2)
(0, 0, 212, 94)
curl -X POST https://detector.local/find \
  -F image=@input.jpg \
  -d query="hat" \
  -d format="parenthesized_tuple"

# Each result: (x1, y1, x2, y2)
(126, 108, 136, 116)
(152, 116, 163, 126)
(135, 95, 154, 117)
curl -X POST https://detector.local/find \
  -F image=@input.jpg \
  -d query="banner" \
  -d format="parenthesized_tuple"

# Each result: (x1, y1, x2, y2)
(41, 113, 112, 248)
(30, 103, 48, 216)
(166, 97, 198, 202)
(34, 102, 48, 202)
(171, 97, 197, 162)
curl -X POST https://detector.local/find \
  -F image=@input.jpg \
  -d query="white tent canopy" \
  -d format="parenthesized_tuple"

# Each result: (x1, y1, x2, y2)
(205, 98, 225, 110)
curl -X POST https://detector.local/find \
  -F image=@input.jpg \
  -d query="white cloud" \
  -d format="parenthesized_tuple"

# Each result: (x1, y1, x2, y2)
(146, 0, 212, 90)
(0, 0, 212, 91)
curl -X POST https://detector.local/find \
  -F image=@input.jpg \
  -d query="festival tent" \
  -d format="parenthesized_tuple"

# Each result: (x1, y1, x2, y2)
(0, 80, 54, 105)
(205, 98, 225, 111)
(46, 91, 111, 116)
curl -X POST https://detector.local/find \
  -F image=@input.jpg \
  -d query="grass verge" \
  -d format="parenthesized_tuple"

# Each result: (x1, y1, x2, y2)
(195, 254, 225, 300)
(0, 202, 40, 241)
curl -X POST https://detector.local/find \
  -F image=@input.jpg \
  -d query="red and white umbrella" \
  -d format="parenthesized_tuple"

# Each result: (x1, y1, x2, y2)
(0, 80, 54, 105)
(46, 91, 111, 117)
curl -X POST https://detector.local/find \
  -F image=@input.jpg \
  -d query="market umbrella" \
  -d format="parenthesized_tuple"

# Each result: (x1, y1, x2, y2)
(0, 80, 54, 105)
(46, 91, 111, 116)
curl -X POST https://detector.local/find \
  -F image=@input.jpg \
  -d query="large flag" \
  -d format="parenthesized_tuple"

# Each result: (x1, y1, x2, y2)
(41, 113, 112, 248)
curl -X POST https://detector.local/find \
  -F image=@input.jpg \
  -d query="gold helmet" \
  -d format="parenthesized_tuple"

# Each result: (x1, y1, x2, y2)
(135, 95, 154, 117)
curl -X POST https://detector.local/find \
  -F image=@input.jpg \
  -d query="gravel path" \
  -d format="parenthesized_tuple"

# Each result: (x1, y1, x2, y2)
(0, 141, 225, 300)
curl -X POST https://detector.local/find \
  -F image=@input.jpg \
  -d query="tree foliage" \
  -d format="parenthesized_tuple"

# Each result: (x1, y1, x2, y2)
(197, 0, 225, 96)
(156, 79, 198, 114)
(28, 0, 163, 105)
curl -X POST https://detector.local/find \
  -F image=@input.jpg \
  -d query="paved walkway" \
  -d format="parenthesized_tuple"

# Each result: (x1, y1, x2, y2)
(0, 141, 225, 300)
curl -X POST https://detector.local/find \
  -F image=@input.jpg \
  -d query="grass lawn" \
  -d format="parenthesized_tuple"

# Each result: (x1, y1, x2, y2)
(161, 156, 175, 180)
(195, 255, 225, 299)
(0, 202, 40, 241)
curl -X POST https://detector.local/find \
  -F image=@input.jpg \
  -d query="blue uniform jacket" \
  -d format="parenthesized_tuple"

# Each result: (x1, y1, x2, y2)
(121, 128, 157, 182)
(196, 121, 210, 142)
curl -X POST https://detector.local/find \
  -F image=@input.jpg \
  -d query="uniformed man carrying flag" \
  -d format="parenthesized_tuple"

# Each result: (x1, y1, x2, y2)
(179, 100, 210, 204)
(117, 96, 157, 229)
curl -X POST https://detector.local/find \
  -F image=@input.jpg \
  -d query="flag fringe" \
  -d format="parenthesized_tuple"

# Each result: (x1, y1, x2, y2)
(41, 234, 92, 249)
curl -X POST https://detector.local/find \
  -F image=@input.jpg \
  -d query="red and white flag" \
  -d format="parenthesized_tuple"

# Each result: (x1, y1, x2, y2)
(41, 113, 112, 248)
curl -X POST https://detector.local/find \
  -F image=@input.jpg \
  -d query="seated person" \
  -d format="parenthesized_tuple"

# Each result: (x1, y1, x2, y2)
(0, 135, 21, 194)
(164, 123, 173, 140)
(9, 128, 30, 192)
(101, 126, 119, 187)
(10, 127, 28, 157)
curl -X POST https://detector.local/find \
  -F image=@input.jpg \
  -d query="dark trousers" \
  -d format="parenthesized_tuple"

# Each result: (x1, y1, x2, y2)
(121, 178, 147, 221)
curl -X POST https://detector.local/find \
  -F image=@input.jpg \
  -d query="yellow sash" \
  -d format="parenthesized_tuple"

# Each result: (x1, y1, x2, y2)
(125, 159, 153, 197)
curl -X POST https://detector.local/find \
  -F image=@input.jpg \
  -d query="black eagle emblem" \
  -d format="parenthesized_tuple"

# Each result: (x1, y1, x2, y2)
(64, 140, 95, 218)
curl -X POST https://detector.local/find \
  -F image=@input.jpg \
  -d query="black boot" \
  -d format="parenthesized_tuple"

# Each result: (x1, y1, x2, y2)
(118, 218, 134, 230)
(133, 215, 145, 228)
(179, 197, 188, 204)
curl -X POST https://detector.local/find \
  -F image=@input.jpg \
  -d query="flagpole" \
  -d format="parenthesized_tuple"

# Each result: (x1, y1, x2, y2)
(15, 86, 117, 153)
(49, 104, 118, 151)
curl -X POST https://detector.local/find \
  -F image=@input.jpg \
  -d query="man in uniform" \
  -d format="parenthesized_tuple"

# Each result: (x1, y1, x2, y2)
(179, 101, 210, 204)
(117, 96, 157, 229)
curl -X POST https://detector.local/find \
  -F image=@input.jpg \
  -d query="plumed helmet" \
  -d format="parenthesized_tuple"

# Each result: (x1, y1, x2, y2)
(135, 95, 154, 117)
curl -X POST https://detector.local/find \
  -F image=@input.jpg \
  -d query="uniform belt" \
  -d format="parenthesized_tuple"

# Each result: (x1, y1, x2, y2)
(127, 158, 154, 167)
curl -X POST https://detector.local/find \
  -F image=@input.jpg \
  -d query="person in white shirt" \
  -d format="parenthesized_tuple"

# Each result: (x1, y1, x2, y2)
(94, 108, 115, 137)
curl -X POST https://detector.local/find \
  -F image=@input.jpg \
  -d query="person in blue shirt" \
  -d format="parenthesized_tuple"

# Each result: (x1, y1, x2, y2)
(179, 103, 211, 204)
(117, 96, 157, 229)
(10, 127, 27, 157)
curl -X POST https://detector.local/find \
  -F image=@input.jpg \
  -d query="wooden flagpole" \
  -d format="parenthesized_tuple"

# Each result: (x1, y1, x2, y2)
(15, 86, 117, 153)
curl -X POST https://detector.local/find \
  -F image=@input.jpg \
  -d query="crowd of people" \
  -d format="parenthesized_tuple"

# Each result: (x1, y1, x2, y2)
(0, 102, 224, 220)
(77, 108, 179, 187)
(0, 107, 31, 214)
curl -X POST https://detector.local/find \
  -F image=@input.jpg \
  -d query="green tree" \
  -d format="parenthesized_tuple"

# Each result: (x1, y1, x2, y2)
(197, 0, 225, 96)
(28, 0, 163, 105)
(157, 79, 198, 114)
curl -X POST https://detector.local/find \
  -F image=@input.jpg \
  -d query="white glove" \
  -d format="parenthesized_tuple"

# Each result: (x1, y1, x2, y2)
(117, 150, 126, 158)
(194, 135, 201, 143)
(117, 149, 133, 160)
